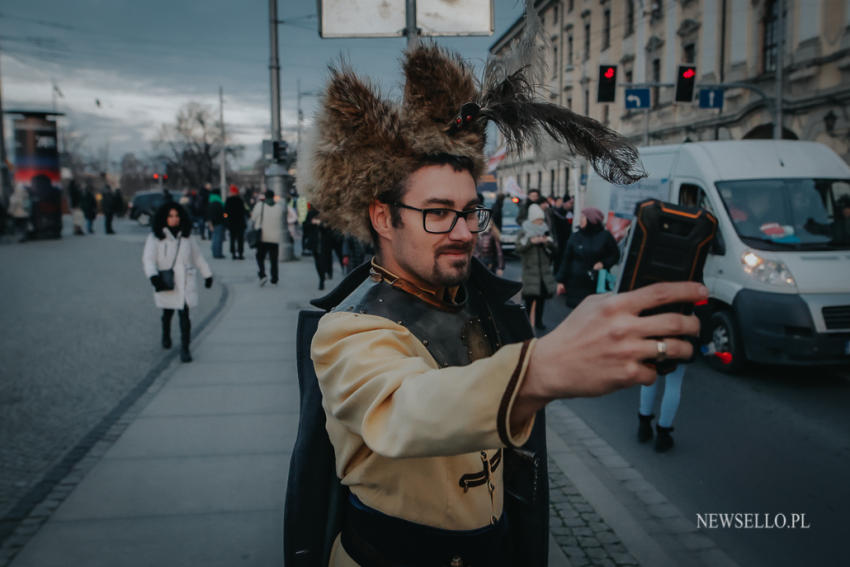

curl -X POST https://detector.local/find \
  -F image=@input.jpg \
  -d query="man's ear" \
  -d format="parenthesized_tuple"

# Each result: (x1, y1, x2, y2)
(369, 200, 393, 242)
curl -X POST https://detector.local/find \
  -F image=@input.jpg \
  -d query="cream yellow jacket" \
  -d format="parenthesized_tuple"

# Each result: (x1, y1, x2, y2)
(312, 310, 537, 564)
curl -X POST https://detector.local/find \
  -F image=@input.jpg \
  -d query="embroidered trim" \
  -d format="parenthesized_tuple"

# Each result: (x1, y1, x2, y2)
(497, 340, 532, 447)
(457, 449, 502, 492)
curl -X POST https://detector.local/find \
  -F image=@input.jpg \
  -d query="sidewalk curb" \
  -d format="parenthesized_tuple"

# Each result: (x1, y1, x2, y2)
(0, 283, 231, 565)
(546, 402, 740, 567)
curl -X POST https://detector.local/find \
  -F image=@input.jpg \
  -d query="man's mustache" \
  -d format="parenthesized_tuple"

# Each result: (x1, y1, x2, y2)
(436, 244, 474, 255)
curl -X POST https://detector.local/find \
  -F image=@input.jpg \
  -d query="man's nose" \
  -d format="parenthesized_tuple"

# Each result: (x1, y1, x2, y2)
(448, 215, 475, 241)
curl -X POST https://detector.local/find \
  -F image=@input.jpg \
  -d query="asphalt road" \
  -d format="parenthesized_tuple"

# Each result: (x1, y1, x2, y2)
(0, 217, 225, 525)
(504, 254, 850, 567)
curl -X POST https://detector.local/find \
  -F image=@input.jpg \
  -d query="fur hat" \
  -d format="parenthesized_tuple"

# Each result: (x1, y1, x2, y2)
(527, 204, 545, 223)
(304, 39, 644, 241)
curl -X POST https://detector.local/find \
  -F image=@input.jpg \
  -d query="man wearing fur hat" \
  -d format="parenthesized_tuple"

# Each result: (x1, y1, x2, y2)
(286, 41, 707, 567)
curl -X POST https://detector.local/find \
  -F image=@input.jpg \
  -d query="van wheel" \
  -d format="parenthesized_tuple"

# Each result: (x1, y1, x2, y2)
(706, 311, 744, 373)
(137, 213, 150, 226)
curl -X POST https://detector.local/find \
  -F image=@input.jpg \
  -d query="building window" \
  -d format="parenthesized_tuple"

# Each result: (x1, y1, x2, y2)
(553, 5, 558, 24)
(567, 96, 573, 110)
(568, 0, 574, 13)
(550, 169, 556, 195)
(603, 9, 611, 50)
(564, 167, 571, 197)
(584, 88, 590, 115)
(763, 0, 779, 72)
(683, 43, 696, 64)
(526, 172, 531, 191)
(537, 171, 542, 191)
(651, 0, 664, 21)
(625, 1, 635, 37)
(603, 105, 609, 125)
(625, 69, 633, 84)
(584, 22, 591, 62)
(567, 35, 574, 65)
(652, 58, 661, 108)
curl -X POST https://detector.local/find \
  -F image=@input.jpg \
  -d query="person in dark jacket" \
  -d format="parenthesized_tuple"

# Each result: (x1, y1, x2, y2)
(516, 204, 557, 330)
(224, 184, 247, 259)
(81, 184, 97, 233)
(100, 176, 116, 234)
(206, 192, 226, 258)
(555, 207, 619, 308)
(305, 206, 334, 290)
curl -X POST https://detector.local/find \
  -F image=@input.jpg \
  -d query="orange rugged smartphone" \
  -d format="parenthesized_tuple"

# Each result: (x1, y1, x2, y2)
(615, 199, 718, 373)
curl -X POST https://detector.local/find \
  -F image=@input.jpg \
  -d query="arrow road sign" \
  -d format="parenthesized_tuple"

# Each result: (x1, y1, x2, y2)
(625, 88, 650, 109)
(699, 88, 724, 109)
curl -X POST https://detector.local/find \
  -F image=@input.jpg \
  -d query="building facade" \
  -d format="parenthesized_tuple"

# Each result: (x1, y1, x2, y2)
(490, 0, 850, 198)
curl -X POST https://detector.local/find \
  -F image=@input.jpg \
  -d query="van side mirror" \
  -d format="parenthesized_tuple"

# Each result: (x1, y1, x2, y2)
(711, 231, 726, 256)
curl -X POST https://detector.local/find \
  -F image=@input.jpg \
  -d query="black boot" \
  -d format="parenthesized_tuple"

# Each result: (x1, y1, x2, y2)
(161, 314, 172, 349)
(655, 424, 675, 452)
(638, 413, 654, 443)
(179, 311, 192, 363)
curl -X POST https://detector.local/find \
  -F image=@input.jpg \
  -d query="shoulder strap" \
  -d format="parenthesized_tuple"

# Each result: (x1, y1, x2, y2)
(169, 238, 182, 269)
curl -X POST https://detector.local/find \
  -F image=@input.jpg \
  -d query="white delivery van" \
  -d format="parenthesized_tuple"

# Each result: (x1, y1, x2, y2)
(580, 140, 850, 371)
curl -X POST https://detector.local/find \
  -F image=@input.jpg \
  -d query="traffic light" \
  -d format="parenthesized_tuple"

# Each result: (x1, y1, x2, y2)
(153, 173, 159, 180)
(597, 65, 617, 103)
(273, 140, 288, 162)
(675, 65, 697, 103)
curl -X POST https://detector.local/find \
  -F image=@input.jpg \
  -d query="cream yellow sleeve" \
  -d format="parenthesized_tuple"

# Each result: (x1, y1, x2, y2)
(311, 311, 536, 459)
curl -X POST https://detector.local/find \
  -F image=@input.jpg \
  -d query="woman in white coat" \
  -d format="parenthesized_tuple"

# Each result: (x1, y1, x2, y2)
(143, 202, 213, 362)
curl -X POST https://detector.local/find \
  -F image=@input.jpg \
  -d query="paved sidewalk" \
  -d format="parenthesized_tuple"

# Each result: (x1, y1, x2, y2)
(2, 253, 733, 567)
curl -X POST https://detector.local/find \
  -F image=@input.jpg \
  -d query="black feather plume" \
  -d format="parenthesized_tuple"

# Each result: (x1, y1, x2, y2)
(477, 68, 645, 185)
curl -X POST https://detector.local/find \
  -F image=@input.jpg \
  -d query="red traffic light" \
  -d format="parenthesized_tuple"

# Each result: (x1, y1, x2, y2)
(153, 173, 159, 179)
(682, 68, 695, 79)
(604, 67, 615, 80)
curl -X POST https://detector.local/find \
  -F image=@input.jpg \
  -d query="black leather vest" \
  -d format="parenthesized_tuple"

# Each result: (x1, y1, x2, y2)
(332, 277, 503, 367)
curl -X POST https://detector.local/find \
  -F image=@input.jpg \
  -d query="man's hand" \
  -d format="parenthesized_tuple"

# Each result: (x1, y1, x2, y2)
(511, 282, 707, 430)
(556, 283, 566, 295)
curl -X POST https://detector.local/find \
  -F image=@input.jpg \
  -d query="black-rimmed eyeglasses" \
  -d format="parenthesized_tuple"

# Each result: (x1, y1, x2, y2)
(394, 203, 493, 234)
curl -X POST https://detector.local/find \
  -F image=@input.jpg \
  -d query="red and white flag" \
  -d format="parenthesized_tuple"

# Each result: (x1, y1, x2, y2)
(486, 145, 507, 172)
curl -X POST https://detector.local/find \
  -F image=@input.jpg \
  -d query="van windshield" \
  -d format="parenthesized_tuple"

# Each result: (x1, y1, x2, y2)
(715, 178, 850, 250)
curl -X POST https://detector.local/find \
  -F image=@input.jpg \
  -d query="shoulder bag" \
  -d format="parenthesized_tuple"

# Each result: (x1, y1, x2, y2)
(158, 238, 181, 291)
(247, 203, 264, 248)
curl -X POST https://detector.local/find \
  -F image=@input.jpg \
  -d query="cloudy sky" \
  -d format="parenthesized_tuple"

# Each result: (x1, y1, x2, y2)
(1, 0, 525, 173)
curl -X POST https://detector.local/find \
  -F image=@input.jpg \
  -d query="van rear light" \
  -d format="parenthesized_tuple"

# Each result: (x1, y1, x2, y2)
(715, 352, 733, 365)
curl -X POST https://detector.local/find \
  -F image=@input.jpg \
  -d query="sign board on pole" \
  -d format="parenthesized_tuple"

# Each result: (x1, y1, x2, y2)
(624, 88, 650, 109)
(699, 88, 724, 109)
(319, 0, 493, 38)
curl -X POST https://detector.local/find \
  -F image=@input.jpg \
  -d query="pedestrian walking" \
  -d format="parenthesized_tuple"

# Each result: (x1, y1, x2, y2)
(142, 202, 213, 363)
(305, 206, 334, 290)
(555, 207, 620, 309)
(101, 175, 116, 234)
(473, 223, 504, 276)
(250, 189, 285, 285)
(225, 184, 247, 259)
(516, 204, 557, 330)
(637, 365, 686, 452)
(9, 185, 31, 242)
(68, 179, 85, 235)
(81, 184, 97, 233)
(207, 192, 225, 259)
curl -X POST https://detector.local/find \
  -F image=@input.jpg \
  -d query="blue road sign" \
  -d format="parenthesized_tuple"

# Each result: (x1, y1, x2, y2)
(624, 88, 650, 109)
(699, 88, 724, 109)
